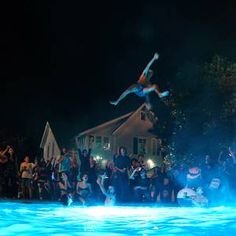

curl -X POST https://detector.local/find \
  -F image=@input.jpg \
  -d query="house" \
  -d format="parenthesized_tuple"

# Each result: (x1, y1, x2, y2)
(74, 103, 163, 166)
(40, 122, 61, 162)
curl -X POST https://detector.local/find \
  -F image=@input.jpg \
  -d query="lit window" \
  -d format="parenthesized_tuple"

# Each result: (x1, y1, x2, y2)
(77, 136, 85, 146)
(103, 137, 110, 150)
(96, 136, 102, 149)
(133, 137, 146, 155)
(138, 138, 146, 154)
(89, 135, 94, 142)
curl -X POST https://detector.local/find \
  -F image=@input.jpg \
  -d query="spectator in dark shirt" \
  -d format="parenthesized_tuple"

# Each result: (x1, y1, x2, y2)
(113, 146, 131, 202)
(78, 148, 91, 178)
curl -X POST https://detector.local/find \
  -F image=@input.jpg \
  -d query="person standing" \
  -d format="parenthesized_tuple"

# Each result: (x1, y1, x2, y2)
(5, 146, 18, 198)
(20, 156, 36, 199)
(113, 147, 131, 203)
(77, 144, 91, 178)
(0, 145, 10, 197)
(57, 148, 71, 177)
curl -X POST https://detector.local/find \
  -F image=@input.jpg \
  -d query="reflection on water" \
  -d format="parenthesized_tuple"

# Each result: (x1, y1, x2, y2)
(0, 202, 236, 235)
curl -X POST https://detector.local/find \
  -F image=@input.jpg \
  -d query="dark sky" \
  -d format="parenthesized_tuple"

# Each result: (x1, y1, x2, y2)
(2, 0, 236, 145)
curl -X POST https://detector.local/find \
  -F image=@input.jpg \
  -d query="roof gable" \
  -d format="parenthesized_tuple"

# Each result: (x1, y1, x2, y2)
(112, 103, 155, 135)
(40, 122, 60, 149)
(75, 103, 157, 138)
(40, 122, 50, 148)
(76, 112, 132, 138)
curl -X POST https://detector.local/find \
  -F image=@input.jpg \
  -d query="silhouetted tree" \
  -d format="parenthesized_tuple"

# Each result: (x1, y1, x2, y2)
(154, 55, 236, 165)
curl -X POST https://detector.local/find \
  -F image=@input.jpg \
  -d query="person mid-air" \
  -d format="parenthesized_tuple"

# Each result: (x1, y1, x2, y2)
(110, 52, 169, 107)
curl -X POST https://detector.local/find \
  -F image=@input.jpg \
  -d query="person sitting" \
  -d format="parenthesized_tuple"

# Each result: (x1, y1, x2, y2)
(58, 172, 73, 206)
(132, 168, 150, 202)
(159, 176, 173, 204)
(76, 173, 93, 205)
(206, 177, 227, 206)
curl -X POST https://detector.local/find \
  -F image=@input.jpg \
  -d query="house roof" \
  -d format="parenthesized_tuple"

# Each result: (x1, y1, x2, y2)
(40, 121, 60, 149)
(40, 122, 50, 148)
(76, 103, 154, 138)
(76, 111, 133, 138)
(112, 103, 149, 135)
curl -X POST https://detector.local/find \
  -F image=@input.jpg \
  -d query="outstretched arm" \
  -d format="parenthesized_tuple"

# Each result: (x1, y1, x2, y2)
(129, 167, 139, 180)
(97, 175, 108, 197)
(0, 146, 10, 157)
(145, 94, 152, 110)
(142, 53, 159, 77)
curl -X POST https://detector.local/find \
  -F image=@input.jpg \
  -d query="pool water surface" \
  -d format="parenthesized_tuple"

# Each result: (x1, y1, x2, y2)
(0, 201, 236, 235)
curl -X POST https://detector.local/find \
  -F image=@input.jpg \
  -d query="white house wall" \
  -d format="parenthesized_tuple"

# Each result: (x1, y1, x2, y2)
(43, 129, 61, 161)
(74, 105, 162, 164)
(114, 109, 156, 138)
(114, 110, 160, 160)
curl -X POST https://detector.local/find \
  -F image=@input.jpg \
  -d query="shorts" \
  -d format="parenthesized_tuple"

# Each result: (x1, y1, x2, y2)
(134, 84, 146, 97)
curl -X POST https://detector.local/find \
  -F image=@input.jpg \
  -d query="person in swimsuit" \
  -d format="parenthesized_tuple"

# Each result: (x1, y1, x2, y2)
(97, 173, 116, 206)
(58, 172, 73, 206)
(110, 52, 169, 108)
(76, 173, 92, 205)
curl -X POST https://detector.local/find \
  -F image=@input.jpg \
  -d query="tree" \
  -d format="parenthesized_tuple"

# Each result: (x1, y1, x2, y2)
(154, 55, 236, 165)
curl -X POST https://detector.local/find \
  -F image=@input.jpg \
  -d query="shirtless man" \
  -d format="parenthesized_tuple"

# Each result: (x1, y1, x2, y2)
(110, 52, 169, 107)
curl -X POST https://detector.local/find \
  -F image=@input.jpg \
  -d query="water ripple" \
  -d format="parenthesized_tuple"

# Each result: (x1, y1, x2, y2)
(0, 202, 236, 235)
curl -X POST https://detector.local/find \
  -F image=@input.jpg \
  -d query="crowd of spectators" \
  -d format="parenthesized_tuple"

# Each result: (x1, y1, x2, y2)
(0, 144, 236, 207)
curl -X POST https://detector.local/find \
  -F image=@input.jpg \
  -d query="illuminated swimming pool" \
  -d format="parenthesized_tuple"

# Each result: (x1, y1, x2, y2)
(0, 201, 236, 235)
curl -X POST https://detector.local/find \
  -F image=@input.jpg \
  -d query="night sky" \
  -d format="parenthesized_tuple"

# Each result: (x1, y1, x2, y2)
(2, 0, 236, 147)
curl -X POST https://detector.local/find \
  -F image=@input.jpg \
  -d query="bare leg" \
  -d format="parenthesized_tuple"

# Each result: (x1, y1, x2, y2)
(145, 94, 152, 110)
(110, 84, 138, 106)
(143, 84, 169, 98)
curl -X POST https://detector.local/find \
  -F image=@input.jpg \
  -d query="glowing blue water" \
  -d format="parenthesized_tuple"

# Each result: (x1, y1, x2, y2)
(0, 202, 236, 235)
